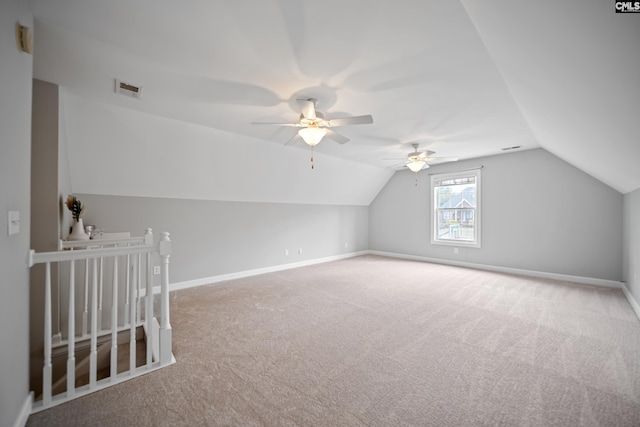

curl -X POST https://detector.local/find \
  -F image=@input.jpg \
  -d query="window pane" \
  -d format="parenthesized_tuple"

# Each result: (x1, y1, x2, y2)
(431, 170, 480, 246)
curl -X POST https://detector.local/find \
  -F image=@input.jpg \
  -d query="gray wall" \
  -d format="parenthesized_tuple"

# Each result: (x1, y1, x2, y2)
(30, 79, 68, 396)
(76, 194, 369, 284)
(0, 1, 33, 426)
(623, 188, 640, 303)
(369, 148, 623, 281)
(31, 79, 61, 251)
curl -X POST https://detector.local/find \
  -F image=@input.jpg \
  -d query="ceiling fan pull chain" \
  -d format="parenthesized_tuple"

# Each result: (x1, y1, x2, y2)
(311, 147, 315, 170)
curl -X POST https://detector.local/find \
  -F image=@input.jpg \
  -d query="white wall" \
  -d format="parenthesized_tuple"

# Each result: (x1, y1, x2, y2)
(623, 188, 640, 306)
(369, 149, 623, 281)
(0, 2, 33, 426)
(76, 194, 368, 284)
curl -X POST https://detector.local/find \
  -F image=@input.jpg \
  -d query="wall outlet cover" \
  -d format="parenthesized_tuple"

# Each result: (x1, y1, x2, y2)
(8, 210, 20, 235)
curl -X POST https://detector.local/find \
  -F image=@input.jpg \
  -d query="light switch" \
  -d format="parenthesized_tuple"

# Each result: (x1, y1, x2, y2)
(8, 211, 20, 235)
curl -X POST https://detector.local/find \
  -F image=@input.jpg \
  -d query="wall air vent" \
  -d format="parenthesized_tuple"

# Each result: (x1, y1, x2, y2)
(114, 79, 143, 99)
(501, 145, 521, 151)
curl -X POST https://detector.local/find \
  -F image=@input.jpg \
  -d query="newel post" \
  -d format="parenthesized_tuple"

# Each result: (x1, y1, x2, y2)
(144, 228, 153, 245)
(158, 232, 172, 365)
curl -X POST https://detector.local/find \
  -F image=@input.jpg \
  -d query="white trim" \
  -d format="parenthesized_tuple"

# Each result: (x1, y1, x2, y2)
(142, 250, 639, 322)
(30, 358, 175, 414)
(13, 392, 32, 427)
(368, 250, 623, 289)
(149, 248, 625, 296)
(621, 282, 640, 320)
(141, 317, 161, 363)
(166, 251, 369, 293)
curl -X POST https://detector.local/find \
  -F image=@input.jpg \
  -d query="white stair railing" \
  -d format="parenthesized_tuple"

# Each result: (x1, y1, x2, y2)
(58, 229, 154, 338)
(28, 229, 174, 412)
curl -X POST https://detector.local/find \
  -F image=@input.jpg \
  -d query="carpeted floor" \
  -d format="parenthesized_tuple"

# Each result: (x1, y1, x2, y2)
(27, 255, 640, 426)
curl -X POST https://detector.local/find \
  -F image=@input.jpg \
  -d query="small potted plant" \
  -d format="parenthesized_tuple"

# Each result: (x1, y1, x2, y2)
(66, 195, 89, 240)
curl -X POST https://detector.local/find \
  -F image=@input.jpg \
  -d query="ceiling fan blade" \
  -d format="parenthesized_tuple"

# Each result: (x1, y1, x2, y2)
(426, 157, 459, 164)
(386, 161, 409, 170)
(326, 115, 373, 127)
(252, 121, 301, 127)
(324, 129, 350, 144)
(298, 99, 317, 120)
(418, 150, 436, 158)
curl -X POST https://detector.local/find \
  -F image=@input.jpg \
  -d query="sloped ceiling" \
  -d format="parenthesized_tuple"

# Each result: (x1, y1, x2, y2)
(462, 0, 640, 194)
(29, 0, 640, 206)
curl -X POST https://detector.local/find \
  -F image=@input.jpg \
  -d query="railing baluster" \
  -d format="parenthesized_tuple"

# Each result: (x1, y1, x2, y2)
(136, 254, 142, 325)
(97, 255, 104, 332)
(129, 253, 137, 374)
(82, 258, 89, 337)
(159, 232, 172, 365)
(67, 260, 76, 398)
(110, 256, 119, 380)
(89, 257, 98, 388)
(145, 252, 153, 368)
(42, 262, 52, 406)
(124, 252, 131, 326)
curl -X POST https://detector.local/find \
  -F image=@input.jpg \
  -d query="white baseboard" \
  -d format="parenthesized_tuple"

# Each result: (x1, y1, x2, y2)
(154, 248, 626, 297)
(621, 282, 640, 320)
(146, 250, 638, 321)
(367, 250, 623, 289)
(14, 392, 32, 427)
(165, 251, 369, 293)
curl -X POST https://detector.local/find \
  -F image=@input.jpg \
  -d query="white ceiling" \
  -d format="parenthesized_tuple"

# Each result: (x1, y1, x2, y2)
(29, 0, 640, 198)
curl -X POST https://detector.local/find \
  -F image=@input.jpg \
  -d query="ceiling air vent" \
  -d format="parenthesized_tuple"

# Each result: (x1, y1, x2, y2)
(501, 145, 521, 151)
(114, 79, 143, 99)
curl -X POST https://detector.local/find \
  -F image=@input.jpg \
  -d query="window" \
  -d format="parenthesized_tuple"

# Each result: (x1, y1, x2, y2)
(431, 168, 481, 247)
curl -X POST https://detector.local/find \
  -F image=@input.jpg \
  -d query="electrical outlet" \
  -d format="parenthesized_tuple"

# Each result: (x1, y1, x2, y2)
(153, 266, 160, 275)
(298, 248, 303, 255)
(344, 242, 348, 249)
(284, 249, 289, 256)
(453, 247, 459, 254)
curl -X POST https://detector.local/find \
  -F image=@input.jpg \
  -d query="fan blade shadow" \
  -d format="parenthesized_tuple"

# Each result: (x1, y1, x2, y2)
(162, 74, 282, 107)
(285, 132, 302, 146)
(276, 0, 368, 79)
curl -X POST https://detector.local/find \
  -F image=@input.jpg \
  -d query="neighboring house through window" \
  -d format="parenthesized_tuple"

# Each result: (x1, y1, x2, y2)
(431, 168, 481, 248)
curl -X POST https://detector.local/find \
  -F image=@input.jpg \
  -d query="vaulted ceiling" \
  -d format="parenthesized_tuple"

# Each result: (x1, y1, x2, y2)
(29, 0, 640, 205)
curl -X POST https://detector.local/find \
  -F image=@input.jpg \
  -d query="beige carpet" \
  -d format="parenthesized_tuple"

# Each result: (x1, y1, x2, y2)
(27, 255, 640, 426)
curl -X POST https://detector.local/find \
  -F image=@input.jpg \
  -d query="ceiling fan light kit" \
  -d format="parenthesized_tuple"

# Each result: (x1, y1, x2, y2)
(252, 98, 373, 168)
(407, 160, 427, 173)
(385, 142, 458, 185)
(298, 126, 327, 147)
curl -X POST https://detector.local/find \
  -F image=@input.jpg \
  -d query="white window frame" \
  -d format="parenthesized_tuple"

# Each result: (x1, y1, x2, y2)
(430, 168, 482, 248)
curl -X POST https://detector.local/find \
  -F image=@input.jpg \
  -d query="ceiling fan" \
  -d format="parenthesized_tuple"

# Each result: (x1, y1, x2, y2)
(252, 98, 373, 147)
(389, 143, 459, 173)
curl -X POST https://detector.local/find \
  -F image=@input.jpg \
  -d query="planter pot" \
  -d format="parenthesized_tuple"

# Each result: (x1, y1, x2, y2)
(67, 218, 90, 241)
